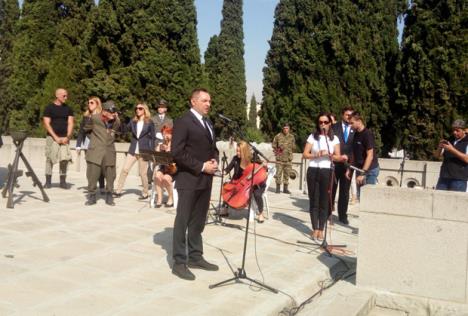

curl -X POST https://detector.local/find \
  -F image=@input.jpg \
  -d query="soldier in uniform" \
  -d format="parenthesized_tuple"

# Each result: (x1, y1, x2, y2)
(83, 101, 121, 206)
(272, 122, 295, 194)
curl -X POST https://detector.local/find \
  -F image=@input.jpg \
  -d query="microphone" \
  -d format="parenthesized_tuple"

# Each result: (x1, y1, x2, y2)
(321, 127, 326, 135)
(218, 114, 233, 123)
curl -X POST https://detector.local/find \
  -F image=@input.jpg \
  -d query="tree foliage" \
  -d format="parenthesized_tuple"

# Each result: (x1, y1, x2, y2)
(204, 0, 247, 138)
(261, 0, 405, 152)
(83, 0, 201, 121)
(0, 0, 19, 130)
(248, 94, 257, 128)
(391, 0, 468, 159)
(6, 0, 94, 134)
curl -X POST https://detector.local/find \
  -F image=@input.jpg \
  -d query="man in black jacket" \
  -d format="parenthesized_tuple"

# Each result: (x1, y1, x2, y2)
(332, 107, 354, 224)
(435, 119, 467, 192)
(171, 88, 219, 280)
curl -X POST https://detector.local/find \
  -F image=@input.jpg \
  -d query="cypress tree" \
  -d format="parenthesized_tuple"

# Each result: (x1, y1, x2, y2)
(204, 0, 247, 138)
(248, 94, 257, 128)
(83, 0, 201, 119)
(261, 0, 405, 151)
(7, 0, 94, 134)
(0, 0, 19, 131)
(393, 0, 467, 159)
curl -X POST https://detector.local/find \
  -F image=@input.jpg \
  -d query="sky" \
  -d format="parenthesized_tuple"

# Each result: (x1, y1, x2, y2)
(195, 0, 279, 103)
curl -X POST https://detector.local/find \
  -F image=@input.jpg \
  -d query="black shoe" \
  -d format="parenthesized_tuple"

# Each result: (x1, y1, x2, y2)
(112, 192, 122, 198)
(44, 175, 52, 189)
(187, 257, 219, 271)
(283, 185, 291, 194)
(164, 203, 174, 208)
(172, 263, 195, 281)
(138, 195, 149, 200)
(85, 194, 97, 206)
(275, 184, 281, 194)
(339, 218, 349, 225)
(105, 193, 115, 206)
(155, 203, 162, 208)
(59, 175, 69, 189)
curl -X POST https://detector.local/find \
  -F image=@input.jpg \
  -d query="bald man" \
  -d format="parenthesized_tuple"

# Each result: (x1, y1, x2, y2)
(42, 88, 74, 189)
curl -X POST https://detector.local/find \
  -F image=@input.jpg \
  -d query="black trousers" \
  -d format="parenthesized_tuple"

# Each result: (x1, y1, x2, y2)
(332, 163, 351, 221)
(307, 167, 332, 231)
(172, 188, 211, 264)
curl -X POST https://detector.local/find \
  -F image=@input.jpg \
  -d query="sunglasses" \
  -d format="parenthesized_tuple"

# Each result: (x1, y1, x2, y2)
(319, 120, 330, 125)
(135, 107, 144, 111)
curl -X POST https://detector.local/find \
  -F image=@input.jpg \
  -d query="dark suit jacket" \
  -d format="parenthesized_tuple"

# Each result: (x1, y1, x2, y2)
(332, 121, 355, 157)
(152, 114, 173, 133)
(171, 110, 218, 190)
(84, 114, 120, 166)
(124, 120, 155, 155)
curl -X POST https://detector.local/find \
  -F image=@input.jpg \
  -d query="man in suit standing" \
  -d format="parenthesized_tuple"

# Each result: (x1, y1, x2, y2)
(171, 88, 219, 281)
(332, 106, 354, 224)
(152, 99, 173, 142)
(84, 101, 121, 206)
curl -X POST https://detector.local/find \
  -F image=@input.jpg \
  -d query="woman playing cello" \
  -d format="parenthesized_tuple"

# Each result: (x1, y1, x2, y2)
(220, 141, 267, 223)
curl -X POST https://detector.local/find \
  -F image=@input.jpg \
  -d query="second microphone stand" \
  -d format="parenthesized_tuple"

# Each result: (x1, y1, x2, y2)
(206, 152, 229, 225)
(209, 118, 278, 293)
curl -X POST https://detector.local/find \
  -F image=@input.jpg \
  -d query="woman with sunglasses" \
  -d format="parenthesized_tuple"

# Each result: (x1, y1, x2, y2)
(114, 103, 155, 199)
(76, 97, 105, 191)
(302, 113, 348, 241)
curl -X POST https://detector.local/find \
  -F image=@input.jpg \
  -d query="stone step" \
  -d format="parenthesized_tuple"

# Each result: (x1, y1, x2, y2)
(367, 306, 408, 316)
(298, 281, 375, 316)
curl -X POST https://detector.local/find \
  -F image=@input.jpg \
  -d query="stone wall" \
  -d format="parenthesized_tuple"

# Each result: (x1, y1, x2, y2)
(357, 186, 468, 311)
(0, 137, 443, 191)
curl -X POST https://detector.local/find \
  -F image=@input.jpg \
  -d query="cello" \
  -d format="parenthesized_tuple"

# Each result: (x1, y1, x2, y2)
(222, 162, 268, 209)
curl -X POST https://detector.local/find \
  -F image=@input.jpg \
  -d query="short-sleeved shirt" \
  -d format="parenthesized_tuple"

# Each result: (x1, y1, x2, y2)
(352, 128, 379, 170)
(43, 104, 74, 137)
(306, 134, 340, 168)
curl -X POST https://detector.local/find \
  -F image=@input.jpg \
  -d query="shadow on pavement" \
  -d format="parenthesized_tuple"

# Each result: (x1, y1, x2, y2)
(153, 227, 173, 267)
(272, 212, 310, 237)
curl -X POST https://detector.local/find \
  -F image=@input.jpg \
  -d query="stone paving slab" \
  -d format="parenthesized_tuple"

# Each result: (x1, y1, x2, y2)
(0, 170, 359, 315)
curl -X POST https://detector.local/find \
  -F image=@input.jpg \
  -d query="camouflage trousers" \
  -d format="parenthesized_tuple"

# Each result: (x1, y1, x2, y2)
(275, 162, 292, 185)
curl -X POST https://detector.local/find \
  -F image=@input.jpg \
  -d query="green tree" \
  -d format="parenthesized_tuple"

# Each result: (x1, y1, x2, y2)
(0, 0, 19, 131)
(7, 0, 94, 135)
(392, 0, 468, 159)
(261, 0, 405, 151)
(83, 0, 201, 119)
(204, 0, 247, 138)
(248, 94, 257, 128)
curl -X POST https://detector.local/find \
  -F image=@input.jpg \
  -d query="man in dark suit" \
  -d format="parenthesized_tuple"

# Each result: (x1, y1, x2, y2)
(332, 106, 354, 224)
(170, 88, 219, 281)
(152, 99, 173, 141)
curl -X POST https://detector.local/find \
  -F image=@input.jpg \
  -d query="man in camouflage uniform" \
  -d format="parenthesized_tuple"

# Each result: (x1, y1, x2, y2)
(272, 122, 295, 194)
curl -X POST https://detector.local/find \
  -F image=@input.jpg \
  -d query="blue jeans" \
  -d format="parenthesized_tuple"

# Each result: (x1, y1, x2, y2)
(365, 166, 380, 185)
(436, 178, 467, 192)
(357, 166, 380, 199)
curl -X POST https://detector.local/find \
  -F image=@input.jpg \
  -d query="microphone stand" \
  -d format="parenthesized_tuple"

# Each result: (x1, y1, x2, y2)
(399, 144, 407, 187)
(209, 117, 278, 293)
(321, 130, 347, 256)
(206, 151, 229, 225)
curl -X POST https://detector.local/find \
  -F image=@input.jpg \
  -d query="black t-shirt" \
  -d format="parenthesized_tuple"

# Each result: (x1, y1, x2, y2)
(43, 104, 74, 137)
(352, 128, 379, 170)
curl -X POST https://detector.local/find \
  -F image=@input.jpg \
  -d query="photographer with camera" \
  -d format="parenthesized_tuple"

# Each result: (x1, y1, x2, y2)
(83, 100, 121, 205)
(435, 119, 468, 192)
